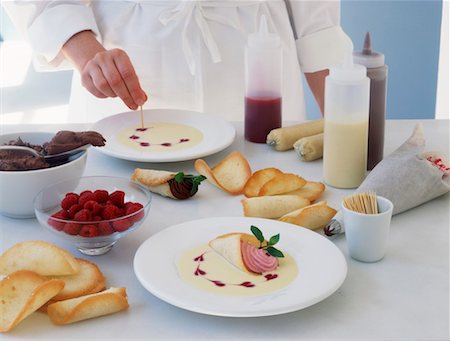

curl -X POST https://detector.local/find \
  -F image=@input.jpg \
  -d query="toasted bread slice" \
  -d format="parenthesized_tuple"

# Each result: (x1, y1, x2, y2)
(0, 270, 64, 332)
(208, 233, 249, 274)
(195, 151, 251, 195)
(0, 241, 79, 276)
(242, 195, 310, 219)
(243, 168, 283, 198)
(279, 201, 337, 230)
(208, 233, 260, 275)
(131, 168, 175, 186)
(194, 159, 221, 188)
(131, 168, 177, 198)
(258, 173, 306, 196)
(49, 258, 105, 302)
(47, 287, 129, 325)
(283, 181, 325, 202)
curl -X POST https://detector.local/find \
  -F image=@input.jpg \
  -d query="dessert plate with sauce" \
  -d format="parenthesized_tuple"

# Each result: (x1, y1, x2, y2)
(134, 217, 347, 317)
(91, 109, 236, 162)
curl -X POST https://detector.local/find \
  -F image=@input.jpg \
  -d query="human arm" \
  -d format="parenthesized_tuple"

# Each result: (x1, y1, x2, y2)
(288, 0, 352, 115)
(304, 69, 329, 115)
(2, 1, 146, 109)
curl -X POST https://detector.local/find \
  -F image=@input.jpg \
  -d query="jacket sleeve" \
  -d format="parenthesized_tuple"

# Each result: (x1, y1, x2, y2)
(288, 0, 352, 73)
(2, 0, 101, 70)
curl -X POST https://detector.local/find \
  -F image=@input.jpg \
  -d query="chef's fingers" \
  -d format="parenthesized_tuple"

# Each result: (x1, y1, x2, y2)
(98, 52, 138, 110)
(111, 51, 148, 106)
(89, 64, 117, 98)
(81, 64, 108, 99)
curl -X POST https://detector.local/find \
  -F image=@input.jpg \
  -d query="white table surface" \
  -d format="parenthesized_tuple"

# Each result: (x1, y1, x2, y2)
(1, 119, 449, 341)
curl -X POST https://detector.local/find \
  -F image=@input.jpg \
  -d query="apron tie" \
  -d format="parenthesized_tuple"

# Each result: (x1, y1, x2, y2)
(159, 1, 241, 75)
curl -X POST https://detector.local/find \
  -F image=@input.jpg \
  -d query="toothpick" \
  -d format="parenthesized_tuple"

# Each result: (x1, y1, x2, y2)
(343, 191, 378, 214)
(140, 105, 144, 129)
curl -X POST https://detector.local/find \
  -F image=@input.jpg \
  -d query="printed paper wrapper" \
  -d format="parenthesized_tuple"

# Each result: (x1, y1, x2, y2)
(324, 124, 449, 236)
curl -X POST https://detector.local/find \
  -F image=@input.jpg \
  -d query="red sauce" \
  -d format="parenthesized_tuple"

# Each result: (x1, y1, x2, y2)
(245, 96, 282, 143)
(209, 280, 226, 287)
(128, 127, 191, 148)
(194, 253, 205, 262)
(265, 274, 278, 281)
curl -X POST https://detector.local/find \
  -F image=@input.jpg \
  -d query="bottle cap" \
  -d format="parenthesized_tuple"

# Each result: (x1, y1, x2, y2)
(248, 15, 280, 49)
(329, 43, 367, 83)
(353, 32, 385, 68)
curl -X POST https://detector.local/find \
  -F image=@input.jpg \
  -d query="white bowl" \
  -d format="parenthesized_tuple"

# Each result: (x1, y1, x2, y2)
(0, 132, 87, 218)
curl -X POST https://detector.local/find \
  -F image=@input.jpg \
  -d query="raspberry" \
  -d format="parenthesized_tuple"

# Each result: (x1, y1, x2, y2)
(116, 208, 125, 217)
(68, 204, 82, 219)
(102, 205, 119, 220)
(79, 192, 96, 207)
(79, 225, 100, 237)
(109, 191, 125, 207)
(126, 203, 144, 222)
(125, 203, 143, 214)
(49, 210, 69, 231)
(84, 200, 102, 215)
(52, 209, 70, 220)
(73, 209, 92, 222)
(63, 223, 81, 235)
(124, 202, 135, 211)
(112, 218, 133, 232)
(48, 218, 65, 231)
(61, 193, 79, 210)
(97, 222, 115, 235)
(93, 215, 102, 221)
(94, 190, 109, 203)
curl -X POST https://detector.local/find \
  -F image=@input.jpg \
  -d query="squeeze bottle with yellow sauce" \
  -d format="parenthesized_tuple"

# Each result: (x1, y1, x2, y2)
(323, 48, 370, 189)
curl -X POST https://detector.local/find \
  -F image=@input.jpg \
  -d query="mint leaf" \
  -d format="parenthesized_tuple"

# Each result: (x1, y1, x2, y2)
(174, 172, 184, 183)
(192, 175, 207, 186)
(250, 225, 264, 243)
(266, 246, 285, 258)
(189, 175, 207, 195)
(268, 234, 280, 246)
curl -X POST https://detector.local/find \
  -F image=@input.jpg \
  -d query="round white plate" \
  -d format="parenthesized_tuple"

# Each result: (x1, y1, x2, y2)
(134, 217, 347, 317)
(91, 109, 235, 162)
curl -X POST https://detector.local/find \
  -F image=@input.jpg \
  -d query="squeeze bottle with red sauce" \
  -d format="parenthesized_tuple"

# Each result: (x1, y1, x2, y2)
(245, 15, 282, 143)
(353, 32, 388, 170)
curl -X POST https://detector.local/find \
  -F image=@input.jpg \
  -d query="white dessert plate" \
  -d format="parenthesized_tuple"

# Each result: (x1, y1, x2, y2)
(134, 217, 347, 317)
(90, 109, 236, 162)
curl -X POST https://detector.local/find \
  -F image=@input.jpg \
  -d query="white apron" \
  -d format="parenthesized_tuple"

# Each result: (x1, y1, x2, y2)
(68, 0, 305, 123)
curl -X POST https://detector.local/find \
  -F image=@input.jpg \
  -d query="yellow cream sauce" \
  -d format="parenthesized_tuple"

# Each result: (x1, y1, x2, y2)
(177, 244, 298, 296)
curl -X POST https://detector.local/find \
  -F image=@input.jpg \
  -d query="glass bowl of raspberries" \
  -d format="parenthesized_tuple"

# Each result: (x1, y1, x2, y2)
(34, 176, 152, 255)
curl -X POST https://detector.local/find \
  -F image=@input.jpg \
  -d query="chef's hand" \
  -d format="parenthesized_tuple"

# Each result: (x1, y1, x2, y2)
(62, 31, 147, 110)
(81, 49, 147, 109)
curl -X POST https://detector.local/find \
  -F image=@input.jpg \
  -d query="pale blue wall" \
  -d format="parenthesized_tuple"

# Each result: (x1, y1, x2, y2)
(305, 0, 442, 120)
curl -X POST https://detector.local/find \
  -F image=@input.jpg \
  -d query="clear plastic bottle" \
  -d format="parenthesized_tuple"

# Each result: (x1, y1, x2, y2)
(353, 32, 388, 170)
(245, 15, 282, 143)
(323, 48, 370, 188)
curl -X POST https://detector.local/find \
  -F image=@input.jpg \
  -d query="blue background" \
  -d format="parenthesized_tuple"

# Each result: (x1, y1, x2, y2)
(304, 0, 443, 120)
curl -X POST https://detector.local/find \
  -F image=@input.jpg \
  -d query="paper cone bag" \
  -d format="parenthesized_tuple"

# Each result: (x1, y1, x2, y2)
(357, 124, 449, 215)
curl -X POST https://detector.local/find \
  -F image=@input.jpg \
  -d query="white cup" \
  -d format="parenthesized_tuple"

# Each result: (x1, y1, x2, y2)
(342, 196, 394, 262)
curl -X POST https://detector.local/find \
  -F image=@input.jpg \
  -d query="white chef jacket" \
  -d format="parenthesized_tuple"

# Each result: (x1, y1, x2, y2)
(4, 0, 351, 122)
